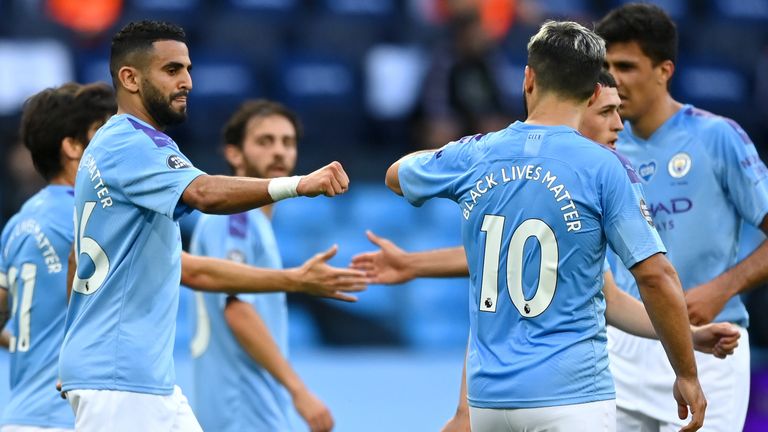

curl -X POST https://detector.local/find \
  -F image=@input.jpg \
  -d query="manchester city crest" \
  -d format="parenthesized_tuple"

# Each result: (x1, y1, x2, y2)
(667, 152, 692, 178)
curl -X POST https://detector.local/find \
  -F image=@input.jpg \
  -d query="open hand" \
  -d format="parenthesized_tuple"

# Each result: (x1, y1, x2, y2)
(673, 376, 706, 432)
(350, 231, 415, 284)
(294, 245, 367, 301)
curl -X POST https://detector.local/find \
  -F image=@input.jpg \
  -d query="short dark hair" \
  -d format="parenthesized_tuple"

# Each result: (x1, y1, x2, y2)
(597, 69, 617, 88)
(595, 3, 678, 65)
(20, 83, 116, 181)
(110, 20, 187, 89)
(527, 21, 606, 101)
(222, 99, 303, 148)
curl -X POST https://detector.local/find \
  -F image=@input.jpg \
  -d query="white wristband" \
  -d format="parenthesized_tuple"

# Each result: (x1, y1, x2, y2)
(268, 176, 302, 201)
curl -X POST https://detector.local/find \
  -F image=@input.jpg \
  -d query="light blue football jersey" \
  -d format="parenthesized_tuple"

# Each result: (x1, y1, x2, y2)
(0, 186, 74, 428)
(59, 114, 205, 395)
(738, 221, 765, 261)
(189, 210, 290, 432)
(399, 122, 665, 408)
(610, 105, 768, 327)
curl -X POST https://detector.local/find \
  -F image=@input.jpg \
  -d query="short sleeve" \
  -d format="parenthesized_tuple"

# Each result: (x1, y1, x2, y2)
(116, 138, 205, 221)
(398, 140, 473, 206)
(602, 257, 610, 273)
(601, 152, 667, 269)
(713, 120, 768, 227)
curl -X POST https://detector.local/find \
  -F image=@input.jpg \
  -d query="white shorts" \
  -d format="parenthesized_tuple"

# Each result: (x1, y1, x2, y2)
(469, 399, 616, 432)
(66, 385, 202, 432)
(1, 427, 73, 432)
(615, 406, 682, 432)
(608, 325, 750, 431)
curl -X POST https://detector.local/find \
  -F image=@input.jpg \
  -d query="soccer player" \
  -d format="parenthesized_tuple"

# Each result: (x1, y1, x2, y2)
(0, 83, 104, 432)
(596, 4, 768, 431)
(190, 100, 338, 432)
(354, 69, 738, 431)
(0, 82, 364, 432)
(57, 21, 356, 431)
(384, 21, 707, 431)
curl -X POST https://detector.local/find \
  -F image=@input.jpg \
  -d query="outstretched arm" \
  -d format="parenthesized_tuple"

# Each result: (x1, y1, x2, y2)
(604, 270, 739, 358)
(224, 298, 333, 432)
(182, 162, 350, 214)
(181, 246, 366, 302)
(385, 151, 437, 196)
(351, 231, 468, 284)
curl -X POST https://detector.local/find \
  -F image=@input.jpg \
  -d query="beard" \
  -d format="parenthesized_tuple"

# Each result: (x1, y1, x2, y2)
(243, 158, 292, 179)
(142, 80, 188, 128)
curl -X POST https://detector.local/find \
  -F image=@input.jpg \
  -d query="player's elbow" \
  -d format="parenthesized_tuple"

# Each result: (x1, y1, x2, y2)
(223, 298, 251, 332)
(182, 175, 225, 214)
(385, 163, 403, 196)
(632, 254, 680, 293)
(180, 254, 211, 291)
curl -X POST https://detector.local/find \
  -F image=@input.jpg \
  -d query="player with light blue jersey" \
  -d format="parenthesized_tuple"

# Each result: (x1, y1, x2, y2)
(0, 187, 74, 431)
(0, 83, 116, 432)
(59, 111, 206, 394)
(608, 106, 768, 325)
(597, 5, 768, 430)
(398, 125, 669, 409)
(59, 21, 353, 432)
(190, 100, 335, 432)
(386, 21, 706, 432)
(191, 213, 293, 430)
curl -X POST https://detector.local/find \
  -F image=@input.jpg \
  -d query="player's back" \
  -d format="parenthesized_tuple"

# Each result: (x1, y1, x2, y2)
(0, 185, 74, 428)
(59, 114, 204, 395)
(190, 210, 291, 432)
(399, 121, 663, 409)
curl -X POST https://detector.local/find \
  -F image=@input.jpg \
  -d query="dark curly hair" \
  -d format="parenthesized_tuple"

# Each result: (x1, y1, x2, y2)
(595, 3, 678, 65)
(222, 99, 303, 148)
(20, 82, 116, 180)
(109, 20, 187, 89)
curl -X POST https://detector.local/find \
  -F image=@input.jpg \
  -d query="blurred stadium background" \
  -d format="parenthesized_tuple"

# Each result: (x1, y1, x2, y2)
(1, 0, 768, 430)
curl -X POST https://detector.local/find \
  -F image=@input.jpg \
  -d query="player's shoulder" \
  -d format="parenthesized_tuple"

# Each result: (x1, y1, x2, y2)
(0, 212, 21, 242)
(679, 105, 752, 146)
(560, 131, 624, 168)
(91, 114, 178, 153)
(28, 187, 74, 225)
(438, 132, 489, 161)
(578, 140, 643, 185)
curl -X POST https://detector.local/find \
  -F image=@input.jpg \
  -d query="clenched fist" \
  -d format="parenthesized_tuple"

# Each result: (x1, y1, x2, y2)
(297, 161, 350, 197)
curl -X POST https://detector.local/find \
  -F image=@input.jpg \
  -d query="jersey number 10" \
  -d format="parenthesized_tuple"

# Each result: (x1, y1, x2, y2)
(479, 215, 559, 317)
